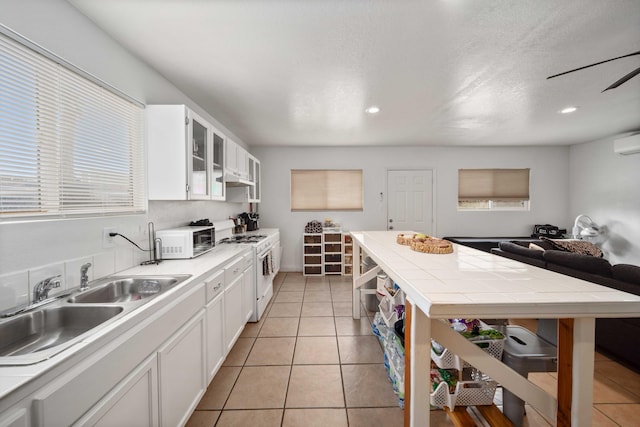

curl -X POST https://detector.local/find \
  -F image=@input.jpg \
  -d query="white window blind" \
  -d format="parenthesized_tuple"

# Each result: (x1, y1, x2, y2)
(291, 169, 363, 211)
(458, 168, 530, 210)
(0, 29, 145, 219)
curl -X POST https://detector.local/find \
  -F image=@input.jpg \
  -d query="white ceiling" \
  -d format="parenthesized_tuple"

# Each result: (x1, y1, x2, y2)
(68, 0, 640, 147)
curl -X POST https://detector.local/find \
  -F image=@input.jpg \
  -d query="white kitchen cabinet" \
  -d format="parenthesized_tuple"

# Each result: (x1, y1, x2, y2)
(242, 255, 255, 323)
(204, 270, 225, 382)
(74, 355, 158, 427)
(227, 154, 261, 203)
(250, 155, 261, 202)
(211, 131, 226, 200)
(224, 275, 244, 352)
(158, 311, 206, 427)
(225, 138, 251, 184)
(147, 105, 225, 201)
(0, 409, 27, 427)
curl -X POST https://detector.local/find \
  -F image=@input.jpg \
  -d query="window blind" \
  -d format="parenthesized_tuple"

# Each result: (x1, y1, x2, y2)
(291, 169, 363, 211)
(0, 29, 145, 218)
(458, 169, 530, 201)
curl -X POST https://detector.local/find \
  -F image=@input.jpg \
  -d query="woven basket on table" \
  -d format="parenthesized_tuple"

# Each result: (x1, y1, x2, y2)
(396, 234, 453, 254)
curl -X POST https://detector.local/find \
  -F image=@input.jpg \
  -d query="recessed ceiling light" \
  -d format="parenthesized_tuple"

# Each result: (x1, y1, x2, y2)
(559, 106, 578, 114)
(365, 106, 380, 114)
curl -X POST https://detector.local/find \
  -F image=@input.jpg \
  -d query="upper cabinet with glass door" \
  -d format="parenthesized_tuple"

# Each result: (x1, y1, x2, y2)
(211, 130, 225, 200)
(248, 154, 260, 202)
(147, 105, 225, 201)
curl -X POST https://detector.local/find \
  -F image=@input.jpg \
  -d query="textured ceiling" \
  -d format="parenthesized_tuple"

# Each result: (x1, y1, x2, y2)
(69, 0, 640, 147)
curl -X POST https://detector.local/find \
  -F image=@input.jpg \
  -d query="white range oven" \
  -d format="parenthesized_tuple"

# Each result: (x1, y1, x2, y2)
(215, 221, 280, 322)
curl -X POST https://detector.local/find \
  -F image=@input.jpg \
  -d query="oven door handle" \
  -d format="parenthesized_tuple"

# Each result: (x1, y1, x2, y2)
(257, 244, 274, 261)
(258, 244, 275, 276)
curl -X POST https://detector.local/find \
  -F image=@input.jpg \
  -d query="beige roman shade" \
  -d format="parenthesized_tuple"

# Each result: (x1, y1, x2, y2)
(291, 169, 363, 211)
(458, 169, 530, 201)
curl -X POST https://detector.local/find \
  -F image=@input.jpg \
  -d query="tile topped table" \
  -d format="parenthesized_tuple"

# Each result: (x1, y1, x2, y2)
(350, 231, 640, 427)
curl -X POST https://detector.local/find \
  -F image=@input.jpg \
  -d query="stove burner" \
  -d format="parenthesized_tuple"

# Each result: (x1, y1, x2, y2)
(220, 235, 267, 244)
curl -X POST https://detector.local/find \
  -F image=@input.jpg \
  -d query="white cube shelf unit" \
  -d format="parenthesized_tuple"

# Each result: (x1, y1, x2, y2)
(323, 228, 343, 275)
(342, 233, 353, 276)
(303, 233, 323, 276)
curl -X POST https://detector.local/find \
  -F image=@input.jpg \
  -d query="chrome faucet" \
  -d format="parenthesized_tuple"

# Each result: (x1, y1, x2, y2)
(33, 275, 62, 303)
(80, 263, 92, 291)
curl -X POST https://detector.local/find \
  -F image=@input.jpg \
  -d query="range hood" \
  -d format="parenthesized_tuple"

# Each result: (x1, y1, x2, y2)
(225, 172, 254, 186)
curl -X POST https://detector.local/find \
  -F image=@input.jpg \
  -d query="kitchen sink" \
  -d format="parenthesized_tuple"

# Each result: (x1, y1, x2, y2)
(67, 275, 191, 304)
(0, 306, 123, 358)
(0, 274, 191, 365)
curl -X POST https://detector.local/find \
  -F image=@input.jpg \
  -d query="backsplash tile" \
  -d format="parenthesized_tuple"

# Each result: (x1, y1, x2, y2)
(0, 270, 29, 312)
(28, 262, 65, 302)
(92, 252, 116, 279)
(114, 247, 135, 273)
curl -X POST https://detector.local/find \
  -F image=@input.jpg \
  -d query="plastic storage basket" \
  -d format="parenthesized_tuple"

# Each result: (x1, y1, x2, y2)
(430, 380, 498, 409)
(431, 337, 505, 370)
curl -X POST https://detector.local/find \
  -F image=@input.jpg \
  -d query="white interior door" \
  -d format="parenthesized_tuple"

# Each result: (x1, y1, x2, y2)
(387, 170, 434, 235)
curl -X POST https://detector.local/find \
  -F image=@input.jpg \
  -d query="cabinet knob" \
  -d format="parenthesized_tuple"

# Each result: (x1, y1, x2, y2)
(389, 226, 394, 230)
(389, 219, 393, 223)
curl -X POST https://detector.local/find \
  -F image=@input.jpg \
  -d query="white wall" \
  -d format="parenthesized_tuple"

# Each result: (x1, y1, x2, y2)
(252, 146, 570, 272)
(0, 0, 248, 312)
(569, 138, 640, 265)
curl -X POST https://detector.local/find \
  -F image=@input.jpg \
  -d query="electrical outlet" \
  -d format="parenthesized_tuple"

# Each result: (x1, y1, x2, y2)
(103, 227, 116, 248)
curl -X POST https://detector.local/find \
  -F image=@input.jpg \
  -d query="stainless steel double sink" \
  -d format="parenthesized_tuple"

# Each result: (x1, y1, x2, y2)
(0, 275, 191, 365)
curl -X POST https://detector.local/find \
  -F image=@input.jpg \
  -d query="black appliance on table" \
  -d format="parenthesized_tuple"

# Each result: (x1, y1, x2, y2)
(239, 212, 259, 231)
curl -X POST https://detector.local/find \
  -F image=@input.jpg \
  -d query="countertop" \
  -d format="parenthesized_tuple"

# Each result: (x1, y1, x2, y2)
(0, 242, 252, 403)
(351, 230, 640, 319)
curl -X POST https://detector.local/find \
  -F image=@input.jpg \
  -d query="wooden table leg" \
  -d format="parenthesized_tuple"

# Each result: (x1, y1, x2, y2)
(557, 318, 574, 427)
(557, 317, 595, 427)
(405, 298, 431, 427)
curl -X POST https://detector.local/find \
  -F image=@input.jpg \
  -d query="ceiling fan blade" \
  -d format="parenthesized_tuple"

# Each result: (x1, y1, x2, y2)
(602, 66, 640, 92)
(547, 50, 640, 80)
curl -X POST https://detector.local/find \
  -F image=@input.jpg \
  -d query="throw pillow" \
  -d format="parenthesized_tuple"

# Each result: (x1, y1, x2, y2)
(540, 237, 603, 257)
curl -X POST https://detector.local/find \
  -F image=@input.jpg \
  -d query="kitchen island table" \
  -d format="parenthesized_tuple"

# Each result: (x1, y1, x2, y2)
(350, 231, 640, 427)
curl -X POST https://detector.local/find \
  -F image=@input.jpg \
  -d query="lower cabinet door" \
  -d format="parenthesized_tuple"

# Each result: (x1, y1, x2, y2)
(242, 264, 255, 323)
(74, 355, 158, 427)
(206, 292, 225, 382)
(158, 311, 206, 427)
(224, 276, 244, 352)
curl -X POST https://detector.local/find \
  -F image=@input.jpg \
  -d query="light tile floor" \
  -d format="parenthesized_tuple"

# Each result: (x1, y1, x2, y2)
(187, 273, 640, 427)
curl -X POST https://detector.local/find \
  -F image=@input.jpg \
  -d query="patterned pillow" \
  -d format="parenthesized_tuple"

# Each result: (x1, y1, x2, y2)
(540, 237, 603, 257)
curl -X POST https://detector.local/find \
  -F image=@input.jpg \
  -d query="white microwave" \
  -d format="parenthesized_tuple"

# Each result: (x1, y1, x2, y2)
(156, 226, 215, 259)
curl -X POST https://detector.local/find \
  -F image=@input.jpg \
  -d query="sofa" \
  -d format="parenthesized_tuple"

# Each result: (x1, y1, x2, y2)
(491, 239, 640, 371)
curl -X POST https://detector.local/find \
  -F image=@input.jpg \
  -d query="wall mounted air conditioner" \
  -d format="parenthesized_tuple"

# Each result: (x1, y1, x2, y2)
(614, 133, 640, 155)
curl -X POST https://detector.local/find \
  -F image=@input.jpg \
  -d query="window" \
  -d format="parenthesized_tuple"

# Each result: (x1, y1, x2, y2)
(458, 168, 530, 210)
(291, 169, 363, 211)
(0, 29, 145, 219)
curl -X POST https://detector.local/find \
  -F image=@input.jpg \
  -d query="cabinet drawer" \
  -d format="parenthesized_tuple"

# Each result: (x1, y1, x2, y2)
(205, 270, 225, 303)
(242, 252, 253, 271)
(225, 257, 244, 283)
